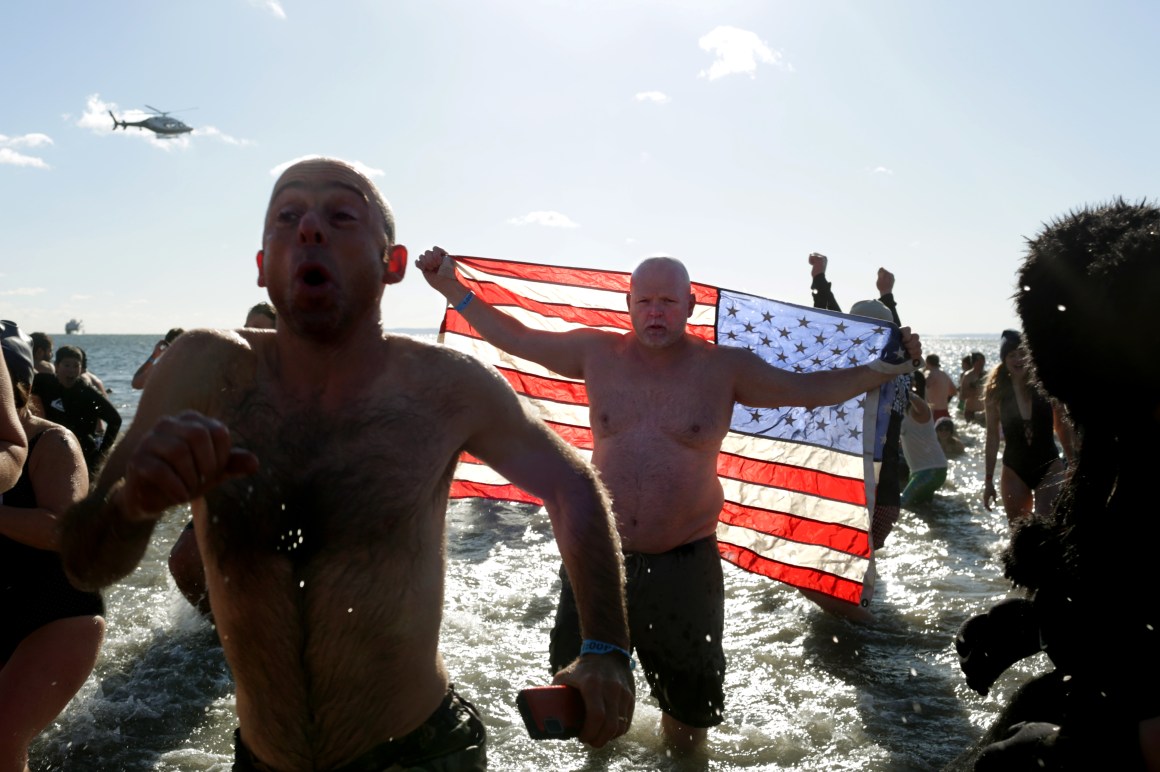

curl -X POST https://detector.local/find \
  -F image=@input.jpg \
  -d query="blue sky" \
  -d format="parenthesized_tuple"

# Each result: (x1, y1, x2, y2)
(2, 1, 1158, 337)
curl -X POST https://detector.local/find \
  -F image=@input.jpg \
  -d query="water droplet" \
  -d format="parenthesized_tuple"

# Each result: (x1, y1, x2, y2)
(348, 607, 354, 613)
(299, 580, 306, 588)
(912, 701, 922, 714)
(705, 634, 712, 642)
(1062, 674, 1072, 681)
(832, 635, 840, 644)
(1147, 624, 1154, 631)
(1022, 285, 1031, 292)
(909, 668, 917, 677)
(281, 503, 286, 510)
(1057, 304, 1067, 312)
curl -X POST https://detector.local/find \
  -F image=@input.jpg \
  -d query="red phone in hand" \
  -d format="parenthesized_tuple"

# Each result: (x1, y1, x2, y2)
(516, 685, 585, 740)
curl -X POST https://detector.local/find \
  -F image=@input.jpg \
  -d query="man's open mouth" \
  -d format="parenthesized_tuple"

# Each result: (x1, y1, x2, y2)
(296, 263, 333, 287)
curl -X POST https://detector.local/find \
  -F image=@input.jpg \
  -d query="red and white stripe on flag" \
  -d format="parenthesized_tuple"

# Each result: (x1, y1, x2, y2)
(438, 256, 877, 606)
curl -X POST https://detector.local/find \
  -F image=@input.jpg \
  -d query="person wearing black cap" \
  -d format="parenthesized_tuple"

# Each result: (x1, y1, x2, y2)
(981, 329, 1073, 522)
(0, 320, 105, 772)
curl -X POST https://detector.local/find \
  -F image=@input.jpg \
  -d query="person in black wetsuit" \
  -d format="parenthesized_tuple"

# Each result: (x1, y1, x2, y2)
(0, 322, 105, 772)
(809, 253, 909, 550)
(952, 199, 1160, 770)
(982, 330, 1073, 523)
(31, 344, 122, 474)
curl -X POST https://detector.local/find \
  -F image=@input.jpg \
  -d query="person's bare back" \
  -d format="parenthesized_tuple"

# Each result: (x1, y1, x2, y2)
(924, 366, 956, 412)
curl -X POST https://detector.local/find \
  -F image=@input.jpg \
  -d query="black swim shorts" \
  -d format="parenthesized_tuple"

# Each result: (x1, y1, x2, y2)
(233, 687, 486, 771)
(550, 535, 726, 728)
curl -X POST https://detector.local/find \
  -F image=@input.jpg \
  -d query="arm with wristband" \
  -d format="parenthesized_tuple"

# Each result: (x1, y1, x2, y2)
(416, 246, 595, 380)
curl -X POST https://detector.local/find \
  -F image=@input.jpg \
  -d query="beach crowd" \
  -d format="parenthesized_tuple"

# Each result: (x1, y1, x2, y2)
(1, 158, 1157, 771)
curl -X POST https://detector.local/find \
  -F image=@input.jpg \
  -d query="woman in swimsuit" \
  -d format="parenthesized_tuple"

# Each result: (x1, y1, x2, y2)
(0, 324, 105, 772)
(982, 330, 1073, 523)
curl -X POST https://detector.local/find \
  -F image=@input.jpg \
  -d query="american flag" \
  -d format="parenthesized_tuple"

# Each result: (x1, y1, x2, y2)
(440, 256, 895, 606)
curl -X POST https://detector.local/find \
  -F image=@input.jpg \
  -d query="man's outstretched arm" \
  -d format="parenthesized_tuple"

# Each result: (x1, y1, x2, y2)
(731, 328, 922, 410)
(417, 246, 597, 380)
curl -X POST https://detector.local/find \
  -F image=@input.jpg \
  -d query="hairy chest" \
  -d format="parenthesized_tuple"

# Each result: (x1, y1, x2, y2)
(201, 390, 460, 569)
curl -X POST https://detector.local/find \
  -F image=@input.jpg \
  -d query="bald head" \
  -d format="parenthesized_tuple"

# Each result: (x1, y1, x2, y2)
(268, 157, 396, 247)
(631, 256, 690, 291)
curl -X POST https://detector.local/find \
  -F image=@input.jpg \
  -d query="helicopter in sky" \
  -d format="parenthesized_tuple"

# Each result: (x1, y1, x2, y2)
(108, 105, 194, 137)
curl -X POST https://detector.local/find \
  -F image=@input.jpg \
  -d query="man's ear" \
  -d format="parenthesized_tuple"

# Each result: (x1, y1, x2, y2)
(384, 244, 408, 285)
(688, 293, 696, 318)
(256, 250, 266, 288)
(625, 292, 632, 311)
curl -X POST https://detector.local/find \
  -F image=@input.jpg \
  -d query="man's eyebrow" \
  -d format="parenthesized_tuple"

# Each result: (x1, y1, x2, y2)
(270, 179, 370, 205)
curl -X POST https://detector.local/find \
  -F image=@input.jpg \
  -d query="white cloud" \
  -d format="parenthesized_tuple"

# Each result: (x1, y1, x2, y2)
(0, 133, 53, 149)
(698, 26, 790, 80)
(507, 211, 580, 229)
(194, 126, 256, 146)
(0, 148, 50, 169)
(70, 294, 94, 301)
(269, 155, 385, 179)
(870, 166, 894, 175)
(635, 91, 670, 104)
(0, 287, 46, 297)
(249, 0, 287, 19)
(626, 237, 638, 244)
(0, 133, 53, 168)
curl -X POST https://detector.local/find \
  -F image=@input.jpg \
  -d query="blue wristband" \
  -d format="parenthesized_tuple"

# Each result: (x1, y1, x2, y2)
(453, 291, 475, 313)
(580, 639, 635, 670)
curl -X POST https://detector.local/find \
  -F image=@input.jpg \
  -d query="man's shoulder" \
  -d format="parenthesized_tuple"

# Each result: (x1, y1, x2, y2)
(388, 334, 497, 381)
(174, 328, 256, 360)
(152, 329, 257, 389)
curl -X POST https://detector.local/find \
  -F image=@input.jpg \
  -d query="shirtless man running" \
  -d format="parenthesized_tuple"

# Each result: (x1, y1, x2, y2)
(60, 158, 633, 771)
(419, 248, 922, 750)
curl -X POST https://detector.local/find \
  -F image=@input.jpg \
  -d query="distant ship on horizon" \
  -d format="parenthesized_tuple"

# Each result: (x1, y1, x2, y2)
(65, 318, 83, 334)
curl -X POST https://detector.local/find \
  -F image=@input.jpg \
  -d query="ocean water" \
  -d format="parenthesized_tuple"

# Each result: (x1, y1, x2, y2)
(26, 333, 1041, 772)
